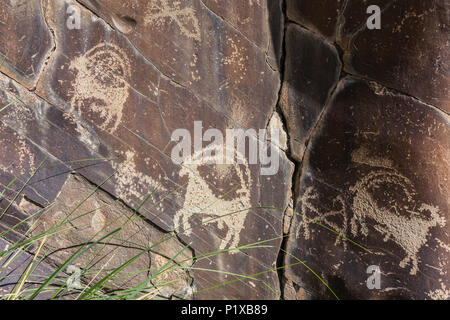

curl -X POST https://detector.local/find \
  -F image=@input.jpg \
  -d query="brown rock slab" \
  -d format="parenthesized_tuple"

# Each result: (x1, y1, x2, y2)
(0, 72, 106, 209)
(285, 78, 449, 300)
(201, 0, 271, 52)
(344, 0, 450, 111)
(0, 0, 293, 299)
(286, 0, 391, 42)
(0, 238, 56, 299)
(280, 24, 341, 161)
(77, 0, 279, 130)
(0, 0, 53, 89)
(287, 0, 449, 111)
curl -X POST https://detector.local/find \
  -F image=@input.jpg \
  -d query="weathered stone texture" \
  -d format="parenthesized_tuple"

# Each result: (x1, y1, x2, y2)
(286, 0, 345, 39)
(287, 0, 450, 112)
(0, 0, 448, 300)
(0, 238, 56, 299)
(280, 24, 341, 161)
(0, 0, 292, 299)
(345, 0, 450, 111)
(77, 0, 281, 130)
(32, 174, 193, 298)
(0, 0, 53, 88)
(280, 0, 449, 300)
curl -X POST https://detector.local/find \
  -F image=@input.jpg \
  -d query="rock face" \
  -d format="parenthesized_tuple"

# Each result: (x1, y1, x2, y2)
(280, 24, 341, 162)
(0, 0, 291, 299)
(0, 0, 448, 300)
(0, 238, 56, 299)
(0, 0, 53, 89)
(281, 0, 450, 300)
(32, 174, 193, 298)
(285, 78, 449, 299)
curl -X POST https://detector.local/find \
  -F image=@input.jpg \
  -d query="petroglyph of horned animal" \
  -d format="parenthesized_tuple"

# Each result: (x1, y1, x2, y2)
(145, 0, 201, 41)
(69, 43, 131, 133)
(173, 144, 252, 252)
(297, 186, 349, 249)
(350, 170, 445, 275)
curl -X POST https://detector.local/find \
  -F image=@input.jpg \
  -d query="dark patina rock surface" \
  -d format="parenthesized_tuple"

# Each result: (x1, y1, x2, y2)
(285, 78, 449, 299)
(0, 0, 292, 299)
(280, 24, 341, 161)
(0, 0, 448, 300)
(281, 0, 449, 300)
(0, 0, 53, 89)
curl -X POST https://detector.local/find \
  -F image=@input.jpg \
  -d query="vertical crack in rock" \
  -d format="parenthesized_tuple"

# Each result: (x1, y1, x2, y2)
(272, 0, 299, 299)
(276, 0, 347, 299)
(34, 0, 57, 92)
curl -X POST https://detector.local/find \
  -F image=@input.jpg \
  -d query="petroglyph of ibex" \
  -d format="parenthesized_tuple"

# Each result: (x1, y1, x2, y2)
(350, 170, 445, 275)
(69, 43, 131, 133)
(298, 147, 446, 275)
(174, 144, 252, 252)
(145, 0, 201, 41)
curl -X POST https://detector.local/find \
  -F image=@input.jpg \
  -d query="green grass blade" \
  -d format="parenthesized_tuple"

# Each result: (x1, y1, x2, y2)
(0, 157, 48, 221)
(28, 228, 122, 300)
(260, 206, 372, 254)
(0, 100, 15, 114)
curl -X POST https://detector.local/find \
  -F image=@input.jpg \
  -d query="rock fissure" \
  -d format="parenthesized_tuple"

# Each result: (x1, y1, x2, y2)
(34, 0, 57, 93)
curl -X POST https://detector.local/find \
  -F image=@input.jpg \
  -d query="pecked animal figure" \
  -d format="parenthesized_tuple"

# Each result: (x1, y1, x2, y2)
(350, 170, 446, 275)
(173, 144, 252, 252)
(69, 43, 131, 133)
